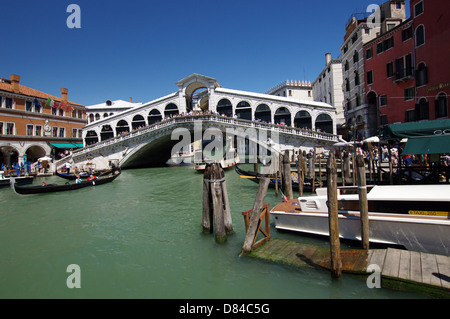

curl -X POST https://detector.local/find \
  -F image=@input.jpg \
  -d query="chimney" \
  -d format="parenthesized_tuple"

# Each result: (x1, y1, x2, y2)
(10, 74, 20, 93)
(129, 97, 132, 103)
(61, 88, 68, 102)
(325, 53, 331, 66)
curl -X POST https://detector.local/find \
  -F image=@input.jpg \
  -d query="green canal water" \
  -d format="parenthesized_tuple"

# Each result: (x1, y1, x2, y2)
(0, 165, 426, 299)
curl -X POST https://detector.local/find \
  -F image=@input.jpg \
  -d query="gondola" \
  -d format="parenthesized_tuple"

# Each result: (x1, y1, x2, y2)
(12, 168, 121, 195)
(234, 165, 316, 192)
(56, 170, 105, 180)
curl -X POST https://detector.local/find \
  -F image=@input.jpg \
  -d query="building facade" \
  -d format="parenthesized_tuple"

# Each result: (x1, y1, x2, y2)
(265, 80, 313, 101)
(0, 74, 86, 169)
(341, 0, 407, 139)
(363, 0, 450, 129)
(86, 99, 143, 124)
(312, 53, 345, 127)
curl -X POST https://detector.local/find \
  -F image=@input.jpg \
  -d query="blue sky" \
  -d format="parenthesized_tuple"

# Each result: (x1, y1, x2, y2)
(1, 0, 404, 106)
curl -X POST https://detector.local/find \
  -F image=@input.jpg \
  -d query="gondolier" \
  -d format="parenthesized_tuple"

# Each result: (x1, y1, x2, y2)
(66, 162, 72, 174)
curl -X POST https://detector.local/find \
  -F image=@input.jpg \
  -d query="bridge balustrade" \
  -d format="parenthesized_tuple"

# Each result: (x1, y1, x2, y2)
(63, 115, 337, 166)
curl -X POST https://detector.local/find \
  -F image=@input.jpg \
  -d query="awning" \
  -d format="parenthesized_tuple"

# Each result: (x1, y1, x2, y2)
(50, 143, 84, 149)
(381, 119, 450, 139)
(401, 135, 450, 155)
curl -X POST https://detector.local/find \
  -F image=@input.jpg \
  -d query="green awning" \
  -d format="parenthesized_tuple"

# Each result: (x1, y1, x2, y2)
(50, 143, 84, 149)
(381, 119, 450, 139)
(402, 135, 450, 155)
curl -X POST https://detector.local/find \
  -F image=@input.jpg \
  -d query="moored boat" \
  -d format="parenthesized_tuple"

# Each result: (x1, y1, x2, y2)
(235, 165, 317, 192)
(270, 184, 450, 255)
(0, 171, 34, 188)
(12, 168, 121, 195)
(55, 169, 107, 180)
(194, 148, 240, 172)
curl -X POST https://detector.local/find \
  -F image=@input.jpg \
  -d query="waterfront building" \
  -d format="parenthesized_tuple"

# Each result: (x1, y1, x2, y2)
(363, 0, 450, 128)
(340, 0, 407, 139)
(86, 98, 143, 124)
(312, 53, 345, 128)
(0, 74, 86, 169)
(265, 80, 313, 101)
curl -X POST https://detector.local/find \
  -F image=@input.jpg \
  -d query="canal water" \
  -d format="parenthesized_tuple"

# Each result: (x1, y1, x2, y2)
(0, 164, 426, 299)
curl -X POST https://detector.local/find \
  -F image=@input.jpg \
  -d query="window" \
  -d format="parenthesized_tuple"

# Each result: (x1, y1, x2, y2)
(415, 98, 429, 120)
(355, 72, 360, 85)
(288, 90, 292, 97)
(59, 127, 65, 137)
(404, 87, 415, 101)
(52, 107, 57, 115)
(383, 37, 394, 51)
(34, 103, 41, 113)
(435, 93, 448, 118)
(0, 122, 3, 134)
(345, 79, 350, 92)
(6, 123, 15, 135)
(344, 60, 349, 71)
(346, 99, 352, 111)
(416, 25, 425, 47)
(386, 62, 394, 78)
(387, 24, 396, 31)
(5, 97, 13, 109)
(353, 51, 359, 63)
(379, 95, 388, 106)
(402, 26, 413, 41)
(405, 110, 415, 122)
(0, 97, 2, 108)
(365, 48, 373, 60)
(396, 54, 413, 80)
(27, 125, 34, 136)
(396, 3, 402, 9)
(414, 1, 424, 17)
(416, 63, 428, 86)
(35, 125, 42, 136)
(52, 127, 58, 137)
(26, 101, 33, 112)
(59, 109, 64, 116)
(379, 115, 388, 126)
(367, 71, 373, 85)
(376, 42, 383, 54)
(72, 129, 78, 138)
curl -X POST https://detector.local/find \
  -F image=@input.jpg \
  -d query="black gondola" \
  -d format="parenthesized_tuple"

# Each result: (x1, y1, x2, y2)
(12, 168, 121, 195)
(55, 170, 106, 180)
(234, 165, 317, 193)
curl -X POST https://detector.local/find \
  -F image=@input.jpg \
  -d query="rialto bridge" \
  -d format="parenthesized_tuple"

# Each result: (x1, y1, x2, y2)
(58, 74, 342, 170)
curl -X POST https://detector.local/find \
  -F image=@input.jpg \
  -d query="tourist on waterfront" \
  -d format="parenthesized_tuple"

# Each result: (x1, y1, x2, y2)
(75, 175, 82, 183)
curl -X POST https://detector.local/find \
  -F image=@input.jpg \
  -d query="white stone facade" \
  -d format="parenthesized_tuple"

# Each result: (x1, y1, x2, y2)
(312, 53, 345, 127)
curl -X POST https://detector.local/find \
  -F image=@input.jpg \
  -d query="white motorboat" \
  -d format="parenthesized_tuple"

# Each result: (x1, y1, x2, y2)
(270, 184, 450, 255)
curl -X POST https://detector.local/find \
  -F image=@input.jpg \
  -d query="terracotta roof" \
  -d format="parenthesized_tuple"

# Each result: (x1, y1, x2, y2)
(0, 79, 84, 107)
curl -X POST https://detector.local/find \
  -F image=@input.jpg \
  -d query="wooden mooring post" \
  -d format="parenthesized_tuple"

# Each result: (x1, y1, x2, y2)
(202, 163, 233, 242)
(282, 150, 293, 200)
(356, 155, 370, 250)
(326, 152, 342, 278)
(242, 177, 271, 253)
(297, 151, 304, 197)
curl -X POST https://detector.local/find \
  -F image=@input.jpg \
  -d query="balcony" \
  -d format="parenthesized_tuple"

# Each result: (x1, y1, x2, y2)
(394, 67, 414, 83)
